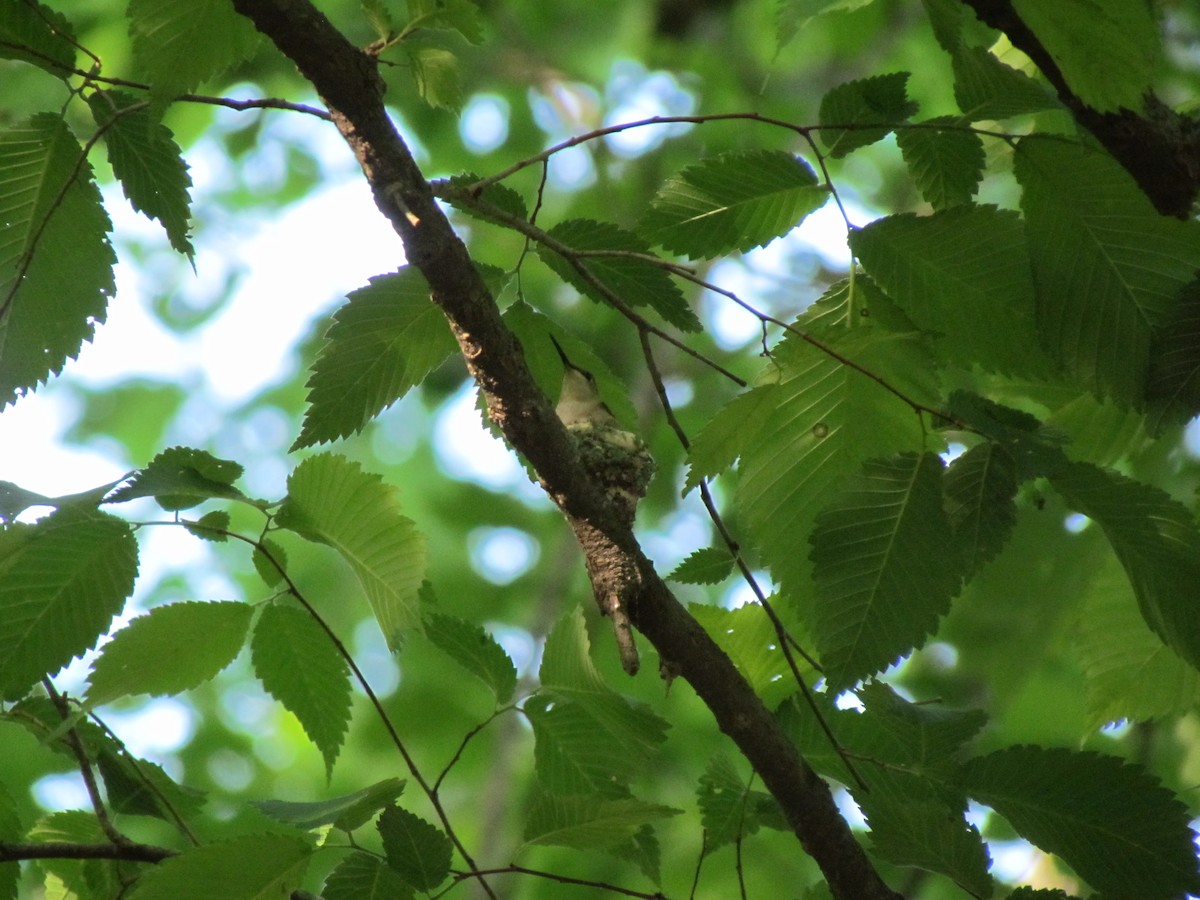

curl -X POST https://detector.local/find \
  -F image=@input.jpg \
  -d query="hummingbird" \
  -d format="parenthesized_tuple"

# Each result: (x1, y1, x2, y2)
(550, 335, 656, 676)
(549, 335, 656, 526)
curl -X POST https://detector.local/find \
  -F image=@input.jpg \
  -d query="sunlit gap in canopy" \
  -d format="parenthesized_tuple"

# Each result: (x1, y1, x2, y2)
(527, 60, 697, 191)
(431, 380, 548, 506)
(468, 526, 541, 584)
(703, 198, 879, 351)
(0, 94, 405, 504)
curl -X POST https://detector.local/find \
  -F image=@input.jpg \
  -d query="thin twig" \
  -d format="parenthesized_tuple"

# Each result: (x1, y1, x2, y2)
(241, 532, 496, 899)
(85, 709, 201, 846)
(463, 112, 1027, 192)
(637, 331, 868, 792)
(0, 39, 332, 119)
(457, 864, 667, 899)
(432, 182, 747, 387)
(43, 681, 126, 846)
(432, 708, 510, 793)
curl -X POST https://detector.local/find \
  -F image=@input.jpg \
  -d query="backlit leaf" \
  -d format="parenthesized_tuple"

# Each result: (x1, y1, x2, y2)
(1010, 0, 1160, 113)
(819, 72, 918, 158)
(128, 0, 260, 97)
(377, 806, 451, 892)
(294, 268, 457, 449)
(423, 612, 517, 703)
(639, 150, 827, 258)
(1015, 138, 1200, 402)
(276, 453, 427, 648)
(1050, 462, 1200, 671)
(539, 219, 699, 332)
(962, 746, 1200, 898)
(86, 601, 251, 707)
(895, 119, 984, 209)
(850, 205, 1051, 376)
(0, 114, 115, 407)
(252, 604, 352, 778)
(126, 834, 311, 900)
(88, 90, 193, 257)
(523, 792, 677, 850)
(0, 508, 136, 701)
(810, 452, 962, 689)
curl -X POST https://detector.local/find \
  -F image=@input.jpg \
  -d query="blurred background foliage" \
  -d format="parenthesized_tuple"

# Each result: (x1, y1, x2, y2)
(5, 0, 1200, 897)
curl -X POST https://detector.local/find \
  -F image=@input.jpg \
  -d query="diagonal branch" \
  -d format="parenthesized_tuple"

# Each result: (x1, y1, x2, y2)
(961, 0, 1200, 218)
(227, 2, 901, 897)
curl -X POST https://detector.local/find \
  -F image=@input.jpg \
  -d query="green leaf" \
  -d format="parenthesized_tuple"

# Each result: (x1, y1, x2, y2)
(1010, 0, 1160, 113)
(689, 603, 804, 709)
(28, 810, 115, 899)
(406, 45, 462, 111)
(406, 0, 484, 44)
(361, 0, 395, 39)
(943, 442, 1018, 577)
(950, 46, 1057, 119)
(1049, 462, 1200, 671)
(696, 755, 781, 852)
(323, 851, 414, 900)
(1145, 277, 1200, 428)
(0, 781, 21, 900)
(538, 219, 700, 332)
(423, 612, 517, 703)
(127, 834, 312, 900)
(0, 114, 116, 407)
(1015, 138, 1200, 401)
(87, 90, 193, 257)
(850, 205, 1051, 376)
(810, 452, 962, 689)
(776, 0, 879, 51)
(895, 119, 984, 209)
(251, 604, 352, 778)
(731, 328, 939, 627)
(961, 746, 1200, 898)
(683, 383, 780, 493)
(293, 268, 457, 449)
(276, 453, 427, 648)
(0, 0, 76, 77)
(96, 749, 206, 820)
(943, 390, 1067, 479)
(86, 601, 252, 707)
(528, 608, 669, 793)
(1076, 556, 1200, 730)
(252, 538, 288, 588)
(855, 683, 988, 772)
(866, 796, 992, 897)
(818, 72, 918, 158)
(523, 792, 678, 851)
(377, 805, 451, 892)
(253, 778, 406, 831)
(667, 546, 735, 584)
(442, 173, 528, 226)
(108, 446, 246, 511)
(184, 510, 230, 542)
(638, 150, 827, 259)
(127, 0, 261, 98)
(1037, 386, 1148, 466)
(0, 508, 136, 701)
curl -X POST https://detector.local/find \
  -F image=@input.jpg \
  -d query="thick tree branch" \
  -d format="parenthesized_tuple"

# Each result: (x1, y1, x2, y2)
(0, 841, 174, 863)
(227, 1, 901, 897)
(962, 0, 1200, 218)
